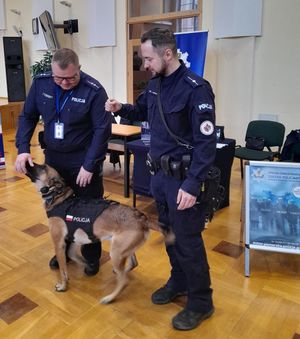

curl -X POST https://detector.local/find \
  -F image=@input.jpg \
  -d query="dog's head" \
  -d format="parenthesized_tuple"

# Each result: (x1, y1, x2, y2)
(26, 162, 70, 207)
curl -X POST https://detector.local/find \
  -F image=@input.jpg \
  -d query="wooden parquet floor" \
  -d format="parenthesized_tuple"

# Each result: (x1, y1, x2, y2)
(0, 127, 300, 339)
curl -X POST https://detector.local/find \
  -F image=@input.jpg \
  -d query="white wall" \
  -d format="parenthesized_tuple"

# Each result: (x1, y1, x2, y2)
(251, 0, 300, 140)
(1, 0, 299, 145)
(0, 0, 127, 101)
(203, 0, 300, 144)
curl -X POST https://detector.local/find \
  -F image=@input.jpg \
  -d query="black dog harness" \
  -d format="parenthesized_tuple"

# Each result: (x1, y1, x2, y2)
(47, 197, 118, 242)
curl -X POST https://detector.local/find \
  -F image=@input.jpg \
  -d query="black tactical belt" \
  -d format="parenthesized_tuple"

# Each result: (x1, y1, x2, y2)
(146, 153, 191, 180)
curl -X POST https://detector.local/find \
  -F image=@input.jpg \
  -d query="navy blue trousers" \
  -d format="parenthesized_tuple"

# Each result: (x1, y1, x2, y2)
(151, 171, 213, 312)
(45, 148, 102, 263)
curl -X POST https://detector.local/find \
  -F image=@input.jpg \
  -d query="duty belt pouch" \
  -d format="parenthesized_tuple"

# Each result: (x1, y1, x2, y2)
(170, 161, 182, 180)
(181, 154, 191, 177)
(161, 155, 171, 176)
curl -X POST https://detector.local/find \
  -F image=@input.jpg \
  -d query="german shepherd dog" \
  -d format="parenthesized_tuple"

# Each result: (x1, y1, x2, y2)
(25, 162, 172, 304)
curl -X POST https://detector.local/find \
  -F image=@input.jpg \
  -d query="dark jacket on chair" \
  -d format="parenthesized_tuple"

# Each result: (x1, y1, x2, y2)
(280, 129, 300, 161)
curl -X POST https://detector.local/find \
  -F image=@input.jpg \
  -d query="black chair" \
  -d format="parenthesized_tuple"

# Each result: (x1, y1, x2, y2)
(235, 120, 285, 178)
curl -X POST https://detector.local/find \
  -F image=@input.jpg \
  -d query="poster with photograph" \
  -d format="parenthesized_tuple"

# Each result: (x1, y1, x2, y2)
(245, 161, 300, 254)
(0, 115, 5, 169)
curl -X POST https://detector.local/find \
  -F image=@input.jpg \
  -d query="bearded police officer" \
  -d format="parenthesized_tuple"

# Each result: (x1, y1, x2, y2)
(105, 28, 216, 331)
(15, 48, 111, 276)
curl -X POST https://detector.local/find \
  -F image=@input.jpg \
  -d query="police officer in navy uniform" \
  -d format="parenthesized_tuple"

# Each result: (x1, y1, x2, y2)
(15, 48, 111, 276)
(105, 28, 215, 331)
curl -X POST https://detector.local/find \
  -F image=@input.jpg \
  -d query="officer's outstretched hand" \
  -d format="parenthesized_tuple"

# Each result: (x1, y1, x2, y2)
(76, 166, 93, 187)
(15, 153, 34, 174)
(105, 99, 122, 113)
(177, 188, 197, 210)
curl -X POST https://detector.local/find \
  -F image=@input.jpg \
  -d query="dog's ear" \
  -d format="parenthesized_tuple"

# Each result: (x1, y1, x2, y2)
(25, 162, 35, 181)
(25, 162, 43, 182)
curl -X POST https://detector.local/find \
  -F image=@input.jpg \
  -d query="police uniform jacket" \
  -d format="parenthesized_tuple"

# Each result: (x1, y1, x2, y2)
(16, 71, 111, 173)
(117, 62, 216, 197)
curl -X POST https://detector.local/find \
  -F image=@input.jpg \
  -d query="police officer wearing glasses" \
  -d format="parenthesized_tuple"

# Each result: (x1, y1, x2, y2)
(105, 28, 216, 331)
(15, 48, 111, 276)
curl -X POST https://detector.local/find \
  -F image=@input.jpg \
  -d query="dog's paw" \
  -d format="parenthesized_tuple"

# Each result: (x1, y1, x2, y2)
(100, 295, 114, 304)
(55, 283, 67, 292)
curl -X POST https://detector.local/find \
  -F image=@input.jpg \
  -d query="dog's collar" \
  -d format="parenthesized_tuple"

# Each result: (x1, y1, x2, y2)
(44, 195, 55, 206)
(43, 191, 56, 207)
(41, 185, 64, 207)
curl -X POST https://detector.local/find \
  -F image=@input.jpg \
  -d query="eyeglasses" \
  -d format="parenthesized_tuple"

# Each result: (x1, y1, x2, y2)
(52, 72, 79, 83)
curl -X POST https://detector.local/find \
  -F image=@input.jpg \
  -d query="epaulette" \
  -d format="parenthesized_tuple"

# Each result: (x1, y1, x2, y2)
(34, 72, 52, 80)
(184, 74, 205, 88)
(84, 78, 101, 91)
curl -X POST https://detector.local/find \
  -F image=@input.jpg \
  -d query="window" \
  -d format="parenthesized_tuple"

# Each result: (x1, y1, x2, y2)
(126, 0, 202, 102)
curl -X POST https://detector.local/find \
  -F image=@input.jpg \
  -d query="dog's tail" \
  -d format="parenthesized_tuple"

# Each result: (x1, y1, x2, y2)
(132, 208, 175, 245)
(146, 219, 175, 245)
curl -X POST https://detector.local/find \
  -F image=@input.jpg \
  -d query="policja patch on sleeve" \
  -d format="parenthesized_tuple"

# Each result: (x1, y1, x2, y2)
(200, 120, 214, 135)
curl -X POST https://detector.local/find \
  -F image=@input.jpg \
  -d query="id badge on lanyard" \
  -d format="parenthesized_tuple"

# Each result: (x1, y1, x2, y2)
(54, 122, 64, 139)
(54, 86, 73, 140)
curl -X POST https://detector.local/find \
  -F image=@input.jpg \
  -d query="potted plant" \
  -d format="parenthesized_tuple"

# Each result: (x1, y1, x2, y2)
(30, 51, 52, 78)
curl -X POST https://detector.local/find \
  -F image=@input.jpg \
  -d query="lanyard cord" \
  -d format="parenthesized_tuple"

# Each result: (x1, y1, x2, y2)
(55, 86, 73, 122)
(157, 77, 194, 150)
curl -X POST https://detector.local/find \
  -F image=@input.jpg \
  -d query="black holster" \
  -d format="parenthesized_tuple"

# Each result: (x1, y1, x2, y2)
(197, 166, 225, 222)
(161, 155, 172, 176)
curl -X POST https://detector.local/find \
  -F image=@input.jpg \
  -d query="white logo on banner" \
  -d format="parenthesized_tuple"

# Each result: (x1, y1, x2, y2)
(177, 49, 191, 68)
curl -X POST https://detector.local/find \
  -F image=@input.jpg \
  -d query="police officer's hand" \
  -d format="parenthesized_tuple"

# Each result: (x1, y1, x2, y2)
(177, 188, 197, 210)
(15, 153, 34, 174)
(105, 99, 122, 113)
(76, 166, 93, 187)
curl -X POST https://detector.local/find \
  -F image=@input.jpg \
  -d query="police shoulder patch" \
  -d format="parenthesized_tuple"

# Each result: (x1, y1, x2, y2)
(198, 103, 213, 111)
(200, 120, 214, 136)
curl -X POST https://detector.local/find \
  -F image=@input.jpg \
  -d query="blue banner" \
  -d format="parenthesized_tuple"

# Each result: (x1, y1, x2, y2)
(175, 31, 208, 77)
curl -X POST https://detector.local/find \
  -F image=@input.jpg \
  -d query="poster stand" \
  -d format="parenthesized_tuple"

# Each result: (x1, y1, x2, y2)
(244, 161, 300, 276)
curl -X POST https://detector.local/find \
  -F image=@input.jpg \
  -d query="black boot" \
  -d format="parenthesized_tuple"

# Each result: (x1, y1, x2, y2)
(84, 261, 100, 276)
(49, 254, 71, 269)
(49, 241, 71, 269)
(172, 307, 214, 330)
(81, 242, 101, 276)
(151, 285, 187, 304)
